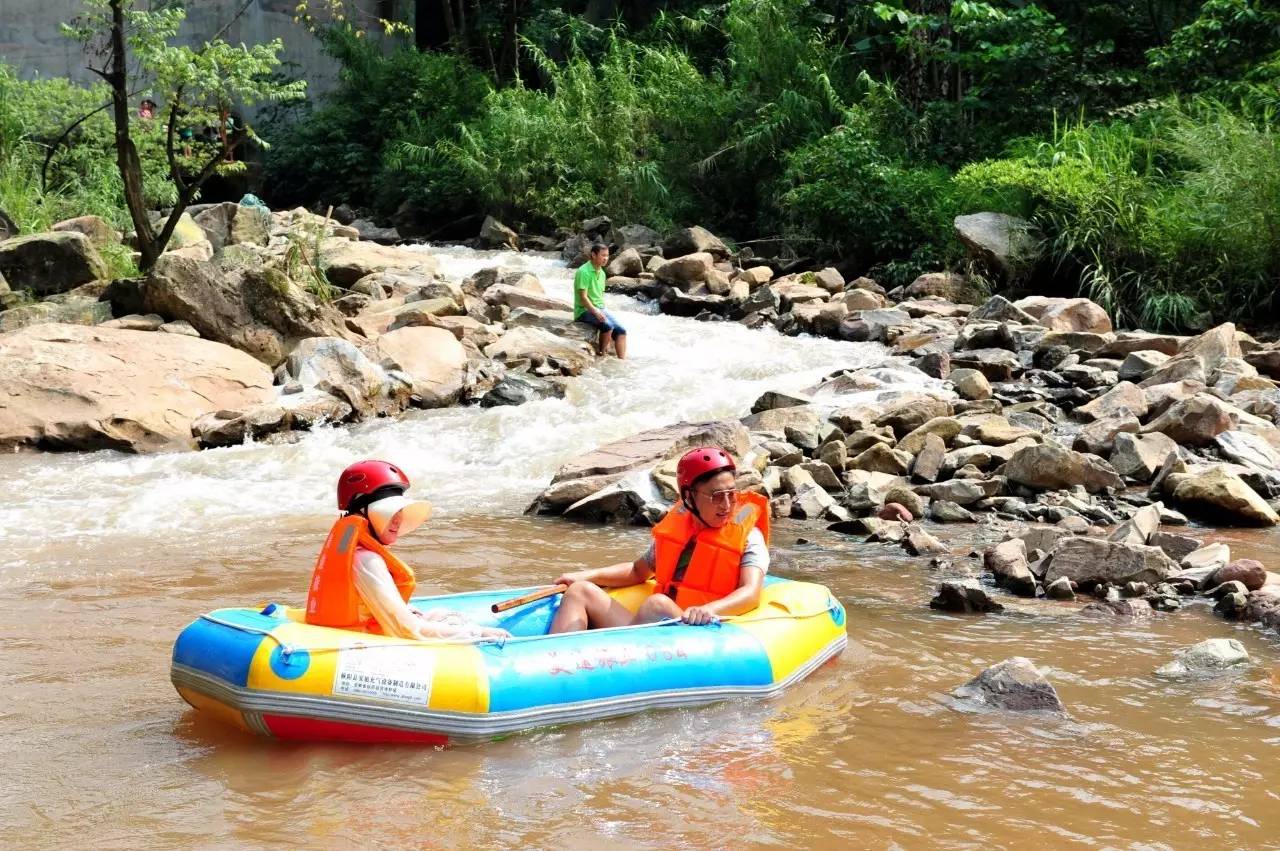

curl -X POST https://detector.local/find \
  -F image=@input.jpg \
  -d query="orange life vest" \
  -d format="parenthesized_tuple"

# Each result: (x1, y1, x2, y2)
(305, 514, 417, 632)
(651, 491, 770, 608)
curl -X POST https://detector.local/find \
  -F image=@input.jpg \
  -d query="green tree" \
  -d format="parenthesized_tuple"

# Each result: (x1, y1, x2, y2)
(63, 0, 305, 270)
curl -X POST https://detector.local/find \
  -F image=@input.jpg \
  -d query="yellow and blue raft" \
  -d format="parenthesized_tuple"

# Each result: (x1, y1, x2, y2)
(171, 576, 847, 744)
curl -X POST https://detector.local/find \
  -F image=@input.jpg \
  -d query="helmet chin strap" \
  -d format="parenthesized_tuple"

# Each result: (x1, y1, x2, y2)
(681, 488, 710, 527)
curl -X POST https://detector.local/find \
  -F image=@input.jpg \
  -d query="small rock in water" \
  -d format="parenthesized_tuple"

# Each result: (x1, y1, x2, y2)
(1148, 531, 1201, 563)
(795, 537, 811, 545)
(1080, 598, 1154, 619)
(951, 657, 1066, 713)
(1122, 581, 1150, 597)
(1181, 542, 1230, 573)
(1044, 576, 1076, 600)
(1209, 558, 1267, 592)
(877, 502, 914, 522)
(1216, 591, 1249, 618)
(1154, 638, 1250, 679)
(1209, 579, 1249, 600)
(930, 580, 1004, 614)
(929, 500, 975, 523)
(904, 526, 948, 556)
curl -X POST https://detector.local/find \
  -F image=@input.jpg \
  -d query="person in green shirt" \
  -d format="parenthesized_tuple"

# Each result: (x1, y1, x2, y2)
(573, 242, 628, 359)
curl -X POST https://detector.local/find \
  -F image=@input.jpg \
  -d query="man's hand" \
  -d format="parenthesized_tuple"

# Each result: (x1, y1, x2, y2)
(554, 571, 591, 587)
(681, 605, 718, 626)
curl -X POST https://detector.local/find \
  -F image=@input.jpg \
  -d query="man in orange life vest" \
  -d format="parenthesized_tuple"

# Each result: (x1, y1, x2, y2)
(306, 460, 509, 640)
(548, 446, 769, 633)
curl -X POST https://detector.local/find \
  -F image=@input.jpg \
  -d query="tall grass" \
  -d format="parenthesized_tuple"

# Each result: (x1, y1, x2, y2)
(0, 64, 173, 237)
(422, 34, 708, 229)
(955, 104, 1280, 329)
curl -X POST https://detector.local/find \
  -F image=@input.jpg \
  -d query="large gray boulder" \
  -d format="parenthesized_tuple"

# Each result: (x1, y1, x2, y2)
(479, 215, 519, 249)
(284, 336, 411, 418)
(904, 272, 979, 303)
(967, 294, 1037, 324)
(321, 238, 439, 286)
(193, 202, 271, 251)
(1042, 537, 1177, 587)
(1165, 466, 1280, 526)
(608, 223, 662, 253)
(1140, 323, 1241, 386)
(374, 326, 467, 407)
(953, 213, 1039, 280)
(654, 252, 714, 288)
(1141, 394, 1236, 445)
(1002, 442, 1123, 493)
(606, 247, 644, 278)
(0, 324, 273, 452)
(1110, 432, 1178, 482)
(0, 231, 109, 296)
(484, 326, 595, 376)
(143, 254, 347, 365)
(51, 215, 119, 248)
(530, 420, 751, 515)
(951, 657, 1065, 713)
(663, 226, 729, 260)
(0, 299, 111, 332)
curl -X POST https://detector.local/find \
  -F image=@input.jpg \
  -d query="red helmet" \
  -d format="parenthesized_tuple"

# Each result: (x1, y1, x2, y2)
(676, 446, 737, 491)
(337, 460, 409, 511)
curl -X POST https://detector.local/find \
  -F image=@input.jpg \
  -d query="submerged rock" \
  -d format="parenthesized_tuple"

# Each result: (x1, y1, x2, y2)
(951, 657, 1066, 713)
(1154, 638, 1249, 679)
(930, 580, 1005, 614)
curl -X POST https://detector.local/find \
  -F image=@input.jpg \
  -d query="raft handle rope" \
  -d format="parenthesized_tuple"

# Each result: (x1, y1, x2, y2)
(198, 597, 842, 660)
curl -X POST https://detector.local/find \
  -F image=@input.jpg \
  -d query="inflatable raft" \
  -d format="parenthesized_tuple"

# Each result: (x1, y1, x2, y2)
(171, 576, 846, 744)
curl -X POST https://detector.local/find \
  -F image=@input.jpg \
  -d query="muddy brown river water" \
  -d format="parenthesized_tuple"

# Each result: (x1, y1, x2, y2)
(2, 247, 1278, 848)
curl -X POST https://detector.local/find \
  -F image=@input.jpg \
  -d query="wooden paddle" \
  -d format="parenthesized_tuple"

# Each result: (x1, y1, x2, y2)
(491, 584, 569, 614)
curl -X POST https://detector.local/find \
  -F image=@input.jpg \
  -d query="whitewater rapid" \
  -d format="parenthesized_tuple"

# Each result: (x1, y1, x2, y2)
(0, 245, 932, 569)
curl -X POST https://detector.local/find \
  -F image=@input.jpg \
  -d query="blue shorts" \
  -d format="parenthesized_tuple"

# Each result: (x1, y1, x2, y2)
(575, 310, 627, 335)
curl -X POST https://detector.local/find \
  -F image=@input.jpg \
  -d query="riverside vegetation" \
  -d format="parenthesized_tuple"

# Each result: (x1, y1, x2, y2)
(2, 0, 1279, 327)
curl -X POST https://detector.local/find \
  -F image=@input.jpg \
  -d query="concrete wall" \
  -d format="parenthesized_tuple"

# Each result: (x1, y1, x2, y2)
(0, 0, 397, 95)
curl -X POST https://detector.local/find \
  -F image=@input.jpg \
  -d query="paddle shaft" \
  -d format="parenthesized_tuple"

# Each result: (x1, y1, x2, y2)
(491, 584, 568, 614)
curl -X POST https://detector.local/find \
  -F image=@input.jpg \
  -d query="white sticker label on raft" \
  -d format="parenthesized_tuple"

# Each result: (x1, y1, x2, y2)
(333, 645, 434, 705)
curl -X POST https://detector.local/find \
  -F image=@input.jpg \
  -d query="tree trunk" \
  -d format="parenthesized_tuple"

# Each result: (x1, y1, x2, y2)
(499, 0, 519, 81)
(414, 0, 451, 50)
(585, 0, 618, 27)
(107, 0, 159, 269)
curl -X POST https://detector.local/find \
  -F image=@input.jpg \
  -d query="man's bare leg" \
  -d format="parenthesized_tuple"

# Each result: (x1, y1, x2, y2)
(631, 593, 681, 624)
(598, 329, 613, 356)
(548, 582, 635, 633)
(614, 332, 627, 359)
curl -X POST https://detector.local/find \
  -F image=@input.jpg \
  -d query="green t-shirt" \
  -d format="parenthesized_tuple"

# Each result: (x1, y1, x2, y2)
(573, 263, 606, 319)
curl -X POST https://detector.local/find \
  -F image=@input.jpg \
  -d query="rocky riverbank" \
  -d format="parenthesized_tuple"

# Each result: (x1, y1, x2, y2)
(4, 205, 1280, 640)
(509, 217, 1280, 642)
(0, 205, 607, 452)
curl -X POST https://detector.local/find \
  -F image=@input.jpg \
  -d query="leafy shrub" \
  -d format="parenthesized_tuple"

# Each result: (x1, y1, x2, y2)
(426, 34, 710, 229)
(777, 110, 962, 284)
(955, 104, 1280, 329)
(263, 28, 488, 217)
(0, 63, 173, 234)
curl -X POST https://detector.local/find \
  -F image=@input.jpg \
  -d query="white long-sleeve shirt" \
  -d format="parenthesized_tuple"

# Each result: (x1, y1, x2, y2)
(353, 548, 486, 640)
